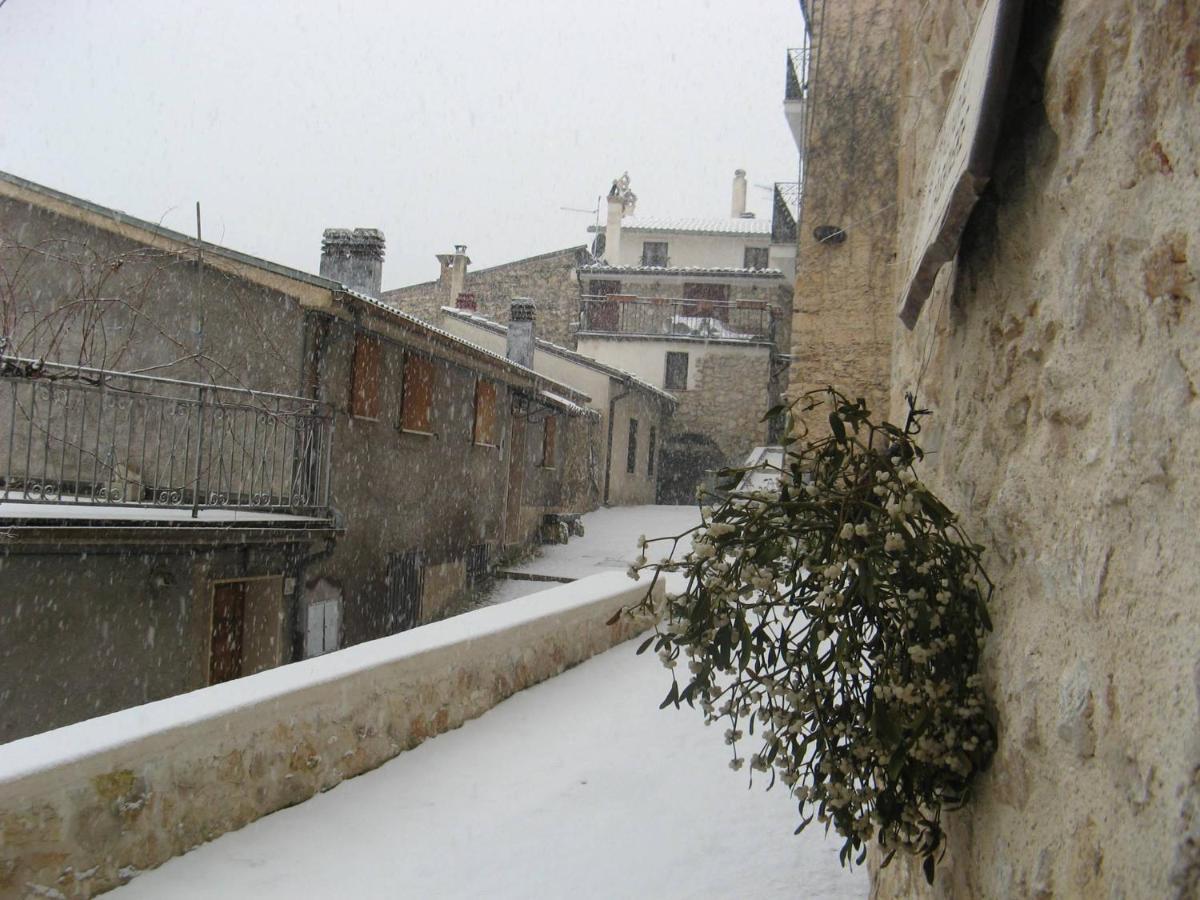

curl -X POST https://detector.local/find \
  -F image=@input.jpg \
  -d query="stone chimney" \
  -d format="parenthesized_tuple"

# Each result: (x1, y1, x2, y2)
(506, 298, 535, 369)
(604, 194, 624, 264)
(731, 169, 748, 218)
(455, 292, 477, 312)
(320, 228, 385, 298)
(434, 244, 470, 304)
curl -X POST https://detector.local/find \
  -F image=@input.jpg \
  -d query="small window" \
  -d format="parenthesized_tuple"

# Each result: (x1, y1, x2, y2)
(627, 418, 638, 474)
(647, 426, 657, 477)
(665, 351, 689, 391)
(401, 355, 434, 433)
(473, 379, 498, 446)
(350, 334, 382, 419)
(641, 241, 669, 267)
(542, 416, 557, 467)
(744, 246, 771, 269)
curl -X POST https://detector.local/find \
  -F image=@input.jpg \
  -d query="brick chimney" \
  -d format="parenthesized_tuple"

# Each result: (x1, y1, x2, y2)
(731, 169, 748, 218)
(506, 298, 535, 369)
(320, 228, 385, 298)
(455, 292, 477, 312)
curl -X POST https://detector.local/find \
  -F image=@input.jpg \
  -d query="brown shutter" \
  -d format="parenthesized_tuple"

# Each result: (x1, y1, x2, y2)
(474, 379, 497, 445)
(350, 334, 382, 419)
(402, 355, 434, 432)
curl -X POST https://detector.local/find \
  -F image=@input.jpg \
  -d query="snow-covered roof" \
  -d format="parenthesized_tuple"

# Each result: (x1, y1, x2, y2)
(331, 292, 592, 412)
(539, 390, 598, 420)
(589, 216, 772, 237)
(440, 307, 678, 407)
(0, 171, 595, 413)
(578, 263, 783, 280)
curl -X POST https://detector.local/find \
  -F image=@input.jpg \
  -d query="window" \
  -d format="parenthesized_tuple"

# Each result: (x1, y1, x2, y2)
(665, 351, 689, 390)
(648, 426, 657, 477)
(641, 241, 669, 267)
(744, 246, 770, 269)
(541, 415, 557, 467)
(473, 378, 498, 446)
(401, 355, 434, 433)
(627, 418, 638, 474)
(350, 334, 382, 419)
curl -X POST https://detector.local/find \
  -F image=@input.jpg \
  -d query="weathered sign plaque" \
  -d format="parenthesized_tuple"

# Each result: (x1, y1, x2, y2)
(897, 0, 1024, 329)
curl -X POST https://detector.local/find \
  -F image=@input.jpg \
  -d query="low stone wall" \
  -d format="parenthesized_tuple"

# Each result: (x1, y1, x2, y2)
(0, 572, 660, 899)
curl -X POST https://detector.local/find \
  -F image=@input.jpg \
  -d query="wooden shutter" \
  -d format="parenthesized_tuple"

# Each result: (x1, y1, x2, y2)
(402, 355, 434, 433)
(474, 379, 498, 446)
(350, 334, 382, 419)
(210, 582, 246, 684)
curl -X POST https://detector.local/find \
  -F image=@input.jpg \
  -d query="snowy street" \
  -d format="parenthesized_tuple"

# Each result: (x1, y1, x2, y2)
(116, 639, 865, 900)
(114, 504, 867, 899)
(483, 504, 702, 605)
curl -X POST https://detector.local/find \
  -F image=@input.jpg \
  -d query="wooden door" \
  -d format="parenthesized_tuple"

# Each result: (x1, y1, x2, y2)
(504, 415, 527, 545)
(210, 582, 246, 684)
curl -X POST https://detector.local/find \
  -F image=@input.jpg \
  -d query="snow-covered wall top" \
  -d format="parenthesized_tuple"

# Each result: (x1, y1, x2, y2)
(0, 572, 660, 898)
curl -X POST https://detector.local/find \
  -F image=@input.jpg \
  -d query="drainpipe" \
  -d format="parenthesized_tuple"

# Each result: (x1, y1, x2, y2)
(603, 378, 632, 505)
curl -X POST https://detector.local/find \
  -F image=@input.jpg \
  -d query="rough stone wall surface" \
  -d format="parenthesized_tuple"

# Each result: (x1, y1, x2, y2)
(0, 543, 299, 743)
(0, 574, 660, 899)
(788, 0, 900, 435)
(872, 1, 1200, 897)
(383, 248, 586, 347)
(672, 351, 772, 466)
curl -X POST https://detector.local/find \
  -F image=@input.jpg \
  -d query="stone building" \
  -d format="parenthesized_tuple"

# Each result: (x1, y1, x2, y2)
(789, 0, 1200, 896)
(438, 300, 677, 506)
(783, 0, 899, 436)
(0, 170, 599, 743)
(384, 172, 798, 503)
(381, 245, 590, 348)
(577, 171, 796, 501)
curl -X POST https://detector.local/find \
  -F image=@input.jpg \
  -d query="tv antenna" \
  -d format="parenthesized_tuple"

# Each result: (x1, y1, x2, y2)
(559, 197, 602, 228)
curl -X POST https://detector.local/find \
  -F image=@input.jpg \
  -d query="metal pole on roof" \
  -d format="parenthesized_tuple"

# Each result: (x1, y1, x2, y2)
(194, 201, 206, 356)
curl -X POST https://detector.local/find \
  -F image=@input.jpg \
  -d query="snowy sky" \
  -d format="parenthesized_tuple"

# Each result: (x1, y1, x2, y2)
(2, 0, 806, 286)
(0, 0, 804, 287)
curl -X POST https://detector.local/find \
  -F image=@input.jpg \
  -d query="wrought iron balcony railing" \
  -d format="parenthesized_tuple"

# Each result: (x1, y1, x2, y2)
(0, 355, 333, 519)
(578, 296, 776, 343)
(772, 182, 801, 245)
(785, 46, 811, 102)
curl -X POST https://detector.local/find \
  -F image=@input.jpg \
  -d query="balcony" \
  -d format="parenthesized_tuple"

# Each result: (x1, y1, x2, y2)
(771, 182, 800, 245)
(0, 355, 334, 520)
(578, 296, 776, 343)
(784, 46, 811, 155)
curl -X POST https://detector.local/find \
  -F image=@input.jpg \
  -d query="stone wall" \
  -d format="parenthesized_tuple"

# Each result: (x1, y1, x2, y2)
(871, 1, 1200, 897)
(0, 540, 305, 744)
(383, 247, 588, 347)
(0, 572, 661, 899)
(672, 349, 773, 466)
(787, 0, 900, 436)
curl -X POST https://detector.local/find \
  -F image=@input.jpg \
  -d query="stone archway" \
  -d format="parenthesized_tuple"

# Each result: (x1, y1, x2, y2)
(656, 433, 726, 505)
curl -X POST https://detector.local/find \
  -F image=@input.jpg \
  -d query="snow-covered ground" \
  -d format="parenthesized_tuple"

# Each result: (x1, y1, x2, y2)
(484, 504, 701, 605)
(115, 636, 867, 900)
